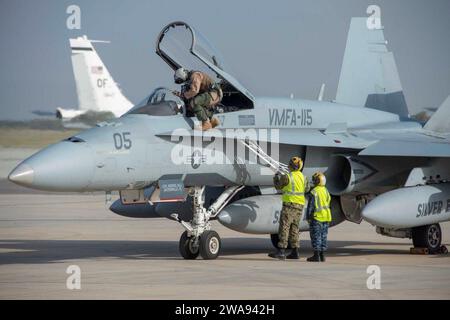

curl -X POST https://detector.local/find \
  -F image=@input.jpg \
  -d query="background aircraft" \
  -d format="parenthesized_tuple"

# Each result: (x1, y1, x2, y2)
(56, 36, 133, 120)
(8, 18, 450, 259)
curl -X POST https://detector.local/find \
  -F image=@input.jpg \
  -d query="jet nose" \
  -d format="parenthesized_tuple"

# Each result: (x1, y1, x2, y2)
(8, 163, 34, 186)
(8, 140, 95, 191)
(361, 204, 377, 225)
(217, 211, 232, 225)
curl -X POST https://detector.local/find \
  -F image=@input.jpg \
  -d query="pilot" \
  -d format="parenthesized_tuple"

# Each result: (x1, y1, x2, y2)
(173, 67, 222, 131)
(269, 156, 308, 260)
(306, 172, 332, 262)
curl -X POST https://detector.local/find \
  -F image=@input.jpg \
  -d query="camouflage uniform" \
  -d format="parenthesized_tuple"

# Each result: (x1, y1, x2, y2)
(182, 71, 222, 122)
(190, 93, 214, 121)
(273, 171, 307, 249)
(310, 220, 329, 251)
(278, 202, 304, 249)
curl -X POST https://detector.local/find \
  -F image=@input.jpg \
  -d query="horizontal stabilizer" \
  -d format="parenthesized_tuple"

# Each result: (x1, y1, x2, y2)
(359, 140, 450, 157)
(424, 95, 450, 133)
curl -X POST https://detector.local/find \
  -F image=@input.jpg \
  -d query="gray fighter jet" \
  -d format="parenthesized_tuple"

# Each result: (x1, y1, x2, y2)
(9, 19, 450, 259)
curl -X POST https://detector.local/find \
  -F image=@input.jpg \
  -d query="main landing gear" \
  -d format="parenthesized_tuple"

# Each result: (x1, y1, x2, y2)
(173, 185, 243, 260)
(412, 223, 447, 254)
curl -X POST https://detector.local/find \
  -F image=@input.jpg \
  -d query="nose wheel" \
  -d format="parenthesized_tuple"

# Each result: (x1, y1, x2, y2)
(179, 231, 199, 259)
(199, 230, 221, 260)
(178, 230, 221, 260)
(174, 185, 242, 260)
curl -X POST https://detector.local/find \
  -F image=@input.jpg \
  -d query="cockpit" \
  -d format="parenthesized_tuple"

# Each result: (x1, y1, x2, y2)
(129, 87, 184, 116)
(126, 21, 254, 118)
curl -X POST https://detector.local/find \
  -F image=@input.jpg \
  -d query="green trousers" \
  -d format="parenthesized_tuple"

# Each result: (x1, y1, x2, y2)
(278, 203, 303, 249)
(190, 92, 213, 121)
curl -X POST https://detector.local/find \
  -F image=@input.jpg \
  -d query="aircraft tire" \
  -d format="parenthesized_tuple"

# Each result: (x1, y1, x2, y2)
(199, 230, 221, 260)
(412, 223, 442, 254)
(179, 231, 199, 259)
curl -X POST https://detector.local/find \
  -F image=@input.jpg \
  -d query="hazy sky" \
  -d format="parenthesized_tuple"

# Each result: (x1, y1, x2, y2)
(1, 0, 449, 120)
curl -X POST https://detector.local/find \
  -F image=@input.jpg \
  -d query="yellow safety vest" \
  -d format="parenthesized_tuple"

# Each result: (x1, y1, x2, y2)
(281, 170, 306, 205)
(311, 185, 332, 222)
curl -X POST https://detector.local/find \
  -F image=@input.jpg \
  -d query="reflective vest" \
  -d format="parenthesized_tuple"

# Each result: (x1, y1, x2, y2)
(311, 185, 332, 222)
(281, 170, 306, 205)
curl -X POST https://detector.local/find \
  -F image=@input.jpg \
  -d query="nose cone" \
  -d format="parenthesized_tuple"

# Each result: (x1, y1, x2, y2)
(8, 141, 95, 191)
(8, 163, 34, 186)
(361, 191, 402, 228)
(217, 211, 232, 225)
(361, 202, 378, 225)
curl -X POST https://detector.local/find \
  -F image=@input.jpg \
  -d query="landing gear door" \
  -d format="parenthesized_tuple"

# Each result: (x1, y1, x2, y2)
(149, 179, 187, 203)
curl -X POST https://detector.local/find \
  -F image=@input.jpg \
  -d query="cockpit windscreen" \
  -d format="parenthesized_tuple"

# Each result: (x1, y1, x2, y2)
(127, 87, 184, 116)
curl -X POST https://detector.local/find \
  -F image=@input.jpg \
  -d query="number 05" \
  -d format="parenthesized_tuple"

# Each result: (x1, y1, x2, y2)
(113, 132, 132, 150)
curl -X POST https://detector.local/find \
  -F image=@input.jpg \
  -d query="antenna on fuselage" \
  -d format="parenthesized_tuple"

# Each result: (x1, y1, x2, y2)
(317, 83, 325, 101)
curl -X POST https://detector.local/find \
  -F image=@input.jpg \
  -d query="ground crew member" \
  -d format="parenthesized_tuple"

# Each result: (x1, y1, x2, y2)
(306, 172, 332, 262)
(269, 156, 308, 260)
(173, 68, 222, 131)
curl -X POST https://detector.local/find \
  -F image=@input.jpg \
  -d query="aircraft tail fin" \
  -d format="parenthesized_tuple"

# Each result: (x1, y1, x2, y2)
(335, 17, 409, 118)
(69, 36, 133, 117)
(424, 95, 450, 133)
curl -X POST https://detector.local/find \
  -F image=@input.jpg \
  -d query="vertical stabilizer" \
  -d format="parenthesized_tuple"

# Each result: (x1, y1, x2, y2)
(336, 18, 409, 118)
(69, 36, 133, 117)
(424, 95, 450, 133)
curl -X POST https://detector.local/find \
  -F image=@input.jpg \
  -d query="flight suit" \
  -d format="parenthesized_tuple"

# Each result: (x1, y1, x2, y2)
(276, 170, 307, 249)
(182, 71, 222, 122)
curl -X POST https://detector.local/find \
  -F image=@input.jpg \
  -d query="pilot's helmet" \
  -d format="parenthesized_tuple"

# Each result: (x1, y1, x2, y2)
(288, 156, 303, 171)
(312, 172, 326, 186)
(174, 67, 189, 84)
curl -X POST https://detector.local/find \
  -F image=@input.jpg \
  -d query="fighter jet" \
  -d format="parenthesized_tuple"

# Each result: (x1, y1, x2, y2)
(56, 36, 133, 120)
(9, 19, 450, 259)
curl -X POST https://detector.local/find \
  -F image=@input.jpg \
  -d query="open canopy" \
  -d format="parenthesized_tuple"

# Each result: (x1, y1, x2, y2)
(156, 21, 226, 73)
(156, 21, 254, 109)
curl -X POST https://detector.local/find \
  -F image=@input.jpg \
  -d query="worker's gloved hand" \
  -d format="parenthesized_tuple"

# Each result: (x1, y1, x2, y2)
(273, 172, 288, 190)
(273, 173, 281, 185)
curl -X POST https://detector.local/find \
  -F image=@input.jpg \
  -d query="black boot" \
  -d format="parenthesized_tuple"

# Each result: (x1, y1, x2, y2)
(319, 251, 326, 262)
(268, 248, 286, 260)
(286, 248, 300, 260)
(307, 251, 321, 262)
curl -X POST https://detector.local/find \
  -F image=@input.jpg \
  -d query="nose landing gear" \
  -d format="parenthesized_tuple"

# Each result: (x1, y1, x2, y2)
(175, 185, 243, 260)
(179, 231, 199, 259)
(199, 230, 221, 260)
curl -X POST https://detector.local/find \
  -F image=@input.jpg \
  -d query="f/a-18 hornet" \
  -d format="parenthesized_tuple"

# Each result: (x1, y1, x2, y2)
(9, 18, 450, 259)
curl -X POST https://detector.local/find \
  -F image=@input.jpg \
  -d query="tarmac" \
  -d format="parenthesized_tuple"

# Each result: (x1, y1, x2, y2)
(0, 147, 449, 299)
